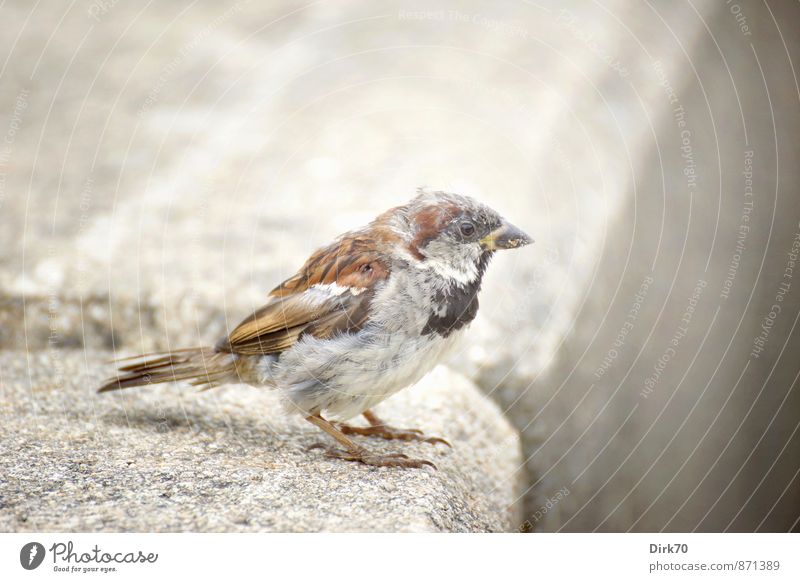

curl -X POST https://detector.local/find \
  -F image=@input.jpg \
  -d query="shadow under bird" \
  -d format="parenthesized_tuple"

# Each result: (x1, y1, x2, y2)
(99, 189, 532, 468)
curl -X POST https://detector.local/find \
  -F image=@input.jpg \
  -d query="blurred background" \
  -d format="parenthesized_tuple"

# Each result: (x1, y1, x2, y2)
(1, 0, 799, 531)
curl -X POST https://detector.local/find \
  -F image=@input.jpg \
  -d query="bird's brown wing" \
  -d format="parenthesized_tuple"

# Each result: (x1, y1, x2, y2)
(269, 234, 389, 297)
(216, 234, 391, 356)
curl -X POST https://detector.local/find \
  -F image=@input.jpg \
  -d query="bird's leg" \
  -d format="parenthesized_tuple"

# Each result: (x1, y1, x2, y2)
(305, 414, 436, 469)
(335, 409, 451, 447)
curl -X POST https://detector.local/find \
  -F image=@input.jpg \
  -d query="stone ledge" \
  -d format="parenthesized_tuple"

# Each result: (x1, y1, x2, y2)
(0, 351, 522, 532)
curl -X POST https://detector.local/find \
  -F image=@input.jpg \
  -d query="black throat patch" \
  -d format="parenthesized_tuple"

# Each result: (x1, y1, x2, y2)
(421, 253, 492, 338)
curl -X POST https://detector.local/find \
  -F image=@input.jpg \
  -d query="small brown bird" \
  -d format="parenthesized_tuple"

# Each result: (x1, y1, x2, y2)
(99, 190, 531, 468)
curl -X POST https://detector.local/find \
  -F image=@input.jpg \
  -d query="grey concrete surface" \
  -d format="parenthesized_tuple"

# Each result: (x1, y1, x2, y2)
(0, 354, 521, 532)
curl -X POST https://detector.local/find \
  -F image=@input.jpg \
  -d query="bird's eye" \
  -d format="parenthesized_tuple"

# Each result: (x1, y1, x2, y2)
(459, 221, 476, 238)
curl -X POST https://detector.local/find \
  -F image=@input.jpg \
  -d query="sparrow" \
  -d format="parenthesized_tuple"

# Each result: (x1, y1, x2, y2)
(99, 189, 532, 469)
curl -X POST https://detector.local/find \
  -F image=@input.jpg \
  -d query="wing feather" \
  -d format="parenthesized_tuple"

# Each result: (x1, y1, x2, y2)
(216, 233, 391, 356)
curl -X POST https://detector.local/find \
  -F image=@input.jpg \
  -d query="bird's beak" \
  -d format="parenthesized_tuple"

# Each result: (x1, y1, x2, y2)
(480, 221, 533, 251)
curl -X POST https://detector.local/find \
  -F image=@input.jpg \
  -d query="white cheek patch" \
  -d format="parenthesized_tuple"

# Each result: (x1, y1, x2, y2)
(423, 255, 480, 285)
(388, 239, 481, 286)
(413, 239, 483, 286)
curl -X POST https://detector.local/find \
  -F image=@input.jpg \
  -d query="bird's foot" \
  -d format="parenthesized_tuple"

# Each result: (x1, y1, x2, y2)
(335, 422, 451, 447)
(307, 443, 436, 469)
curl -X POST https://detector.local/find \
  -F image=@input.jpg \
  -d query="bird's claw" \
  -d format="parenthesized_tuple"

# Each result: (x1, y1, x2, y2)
(336, 423, 451, 448)
(308, 444, 436, 470)
(421, 435, 452, 447)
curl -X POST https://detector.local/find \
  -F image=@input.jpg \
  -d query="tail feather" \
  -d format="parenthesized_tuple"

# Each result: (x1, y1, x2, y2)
(98, 347, 236, 393)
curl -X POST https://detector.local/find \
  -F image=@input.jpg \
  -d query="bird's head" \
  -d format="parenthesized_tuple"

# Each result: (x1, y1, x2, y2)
(399, 189, 532, 285)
